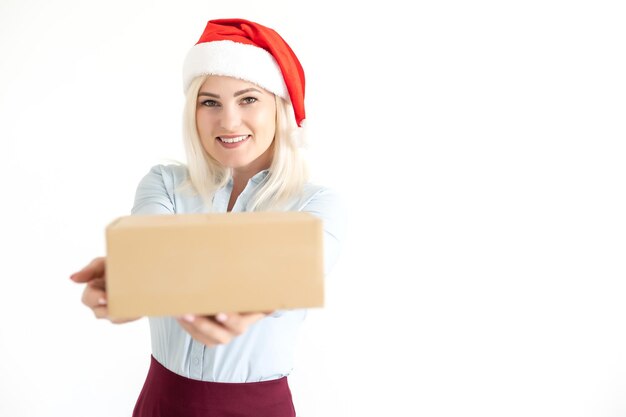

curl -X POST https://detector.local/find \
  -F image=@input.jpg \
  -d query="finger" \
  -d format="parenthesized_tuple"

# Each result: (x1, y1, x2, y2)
(81, 286, 107, 310)
(110, 317, 140, 324)
(93, 305, 110, 319)
(216, 312, 267, 335)
(87, 277, 106, 291)
(177, 315, 234, 346)
(88, 296, 137, 323)
(92, 306, 138, 324)
(177, 317, 224, 346)
(70, 257, 106, 283)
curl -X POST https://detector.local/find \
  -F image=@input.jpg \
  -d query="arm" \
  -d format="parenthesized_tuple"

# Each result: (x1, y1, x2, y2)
(70, 257, 140, 324)
(70, 165, 175, 323)
(268, 187, 347, 319)
(301, 187, 347, 277)
(180, 187, 347, 339)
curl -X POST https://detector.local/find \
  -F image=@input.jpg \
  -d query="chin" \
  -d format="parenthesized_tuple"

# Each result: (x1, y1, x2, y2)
(220, 159, 254, 169)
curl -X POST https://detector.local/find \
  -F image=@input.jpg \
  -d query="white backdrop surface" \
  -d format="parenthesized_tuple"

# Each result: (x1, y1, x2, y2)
(0, 1, 625, 416)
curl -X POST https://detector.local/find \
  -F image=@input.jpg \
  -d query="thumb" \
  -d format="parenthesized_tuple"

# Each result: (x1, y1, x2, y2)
(70, 257, 106, 283)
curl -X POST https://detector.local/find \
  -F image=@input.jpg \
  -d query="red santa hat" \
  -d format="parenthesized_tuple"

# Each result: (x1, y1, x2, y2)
(183, 18, 306, 127)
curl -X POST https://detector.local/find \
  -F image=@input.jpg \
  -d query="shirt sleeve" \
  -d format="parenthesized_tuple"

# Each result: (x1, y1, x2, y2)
(301, 187, 347, 277)
(131, 165, 175, 215)
(268, 187, 347, 319)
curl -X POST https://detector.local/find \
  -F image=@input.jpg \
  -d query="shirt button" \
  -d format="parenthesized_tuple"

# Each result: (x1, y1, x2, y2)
(193, 357, 200, 366)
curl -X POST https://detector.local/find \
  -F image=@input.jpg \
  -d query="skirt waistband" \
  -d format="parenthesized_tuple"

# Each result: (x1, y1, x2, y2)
(133, 355, 296, 417)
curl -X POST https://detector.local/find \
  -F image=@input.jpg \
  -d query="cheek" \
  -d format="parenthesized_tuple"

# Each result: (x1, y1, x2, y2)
(252, 107, 276, 137)
(196, 113, 213, 138)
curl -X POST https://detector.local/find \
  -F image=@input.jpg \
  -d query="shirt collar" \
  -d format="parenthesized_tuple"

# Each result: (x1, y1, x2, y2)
(250, 169, 270, 184)
(226, 169, 269, 187)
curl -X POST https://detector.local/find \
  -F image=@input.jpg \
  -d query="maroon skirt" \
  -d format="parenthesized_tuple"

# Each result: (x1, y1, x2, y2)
(133, 355, 296, 417)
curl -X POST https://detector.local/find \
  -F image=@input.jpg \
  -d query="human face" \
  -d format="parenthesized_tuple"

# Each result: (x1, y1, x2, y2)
(196, 75, 277, 175)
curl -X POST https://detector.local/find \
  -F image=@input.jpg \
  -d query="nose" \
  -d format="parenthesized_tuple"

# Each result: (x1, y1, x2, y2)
(219, 103, 242, 131)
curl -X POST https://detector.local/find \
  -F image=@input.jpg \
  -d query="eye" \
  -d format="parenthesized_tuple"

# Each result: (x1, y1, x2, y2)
(200, 99, 220, 107)
(241, 96, 258, 105)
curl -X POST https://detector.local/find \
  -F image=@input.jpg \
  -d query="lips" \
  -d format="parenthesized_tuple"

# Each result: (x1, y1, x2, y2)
(216, 134, 251, 148)
(217, 135, 250, 143)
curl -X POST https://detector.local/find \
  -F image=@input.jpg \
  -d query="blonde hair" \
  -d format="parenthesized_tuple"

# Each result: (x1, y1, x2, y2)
(176, 75, 309, 211)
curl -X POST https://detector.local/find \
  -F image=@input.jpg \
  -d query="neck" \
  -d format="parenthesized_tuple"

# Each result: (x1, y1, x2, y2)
(231, 143, 273, 190)
(228, 167, 267, 212)
(231, 165, 268, 192)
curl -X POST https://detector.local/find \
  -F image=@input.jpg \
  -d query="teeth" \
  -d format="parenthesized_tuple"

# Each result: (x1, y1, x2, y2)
(219, 135, 248, 143)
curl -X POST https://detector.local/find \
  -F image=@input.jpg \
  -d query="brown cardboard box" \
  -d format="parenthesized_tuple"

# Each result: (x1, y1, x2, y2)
(105, 211, 324, 319)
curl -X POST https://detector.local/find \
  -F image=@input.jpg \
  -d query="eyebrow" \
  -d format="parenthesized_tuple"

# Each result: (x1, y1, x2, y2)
(198, 87, 264, 99)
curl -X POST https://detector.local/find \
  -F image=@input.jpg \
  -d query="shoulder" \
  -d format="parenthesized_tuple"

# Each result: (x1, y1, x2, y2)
(136, 163, 192, 197)
(298, 182, 344, 213)
(142, 163, 189, 188)
(132, 163, 192, 215)
(296, 182, 347, 238)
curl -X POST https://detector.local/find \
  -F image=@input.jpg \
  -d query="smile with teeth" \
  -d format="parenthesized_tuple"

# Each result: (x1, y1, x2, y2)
(218, 135, 249, 143)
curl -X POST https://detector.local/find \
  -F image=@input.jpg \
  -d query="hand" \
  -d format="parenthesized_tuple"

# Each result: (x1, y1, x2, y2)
(70, 256, 140, 324)
(176, 311, 272, 347)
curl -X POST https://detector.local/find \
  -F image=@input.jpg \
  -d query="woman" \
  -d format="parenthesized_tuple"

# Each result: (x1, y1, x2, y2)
(70, 18, 345, 417)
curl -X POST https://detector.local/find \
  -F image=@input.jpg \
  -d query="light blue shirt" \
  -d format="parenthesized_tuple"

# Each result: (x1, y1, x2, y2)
(130, 164, 346, 382)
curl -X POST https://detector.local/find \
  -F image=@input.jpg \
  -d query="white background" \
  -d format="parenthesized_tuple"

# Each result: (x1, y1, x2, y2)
(1, 1, 625, 416)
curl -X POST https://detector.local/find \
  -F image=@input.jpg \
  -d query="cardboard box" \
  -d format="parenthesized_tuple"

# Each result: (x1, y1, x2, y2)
(105, 211, 324, 319)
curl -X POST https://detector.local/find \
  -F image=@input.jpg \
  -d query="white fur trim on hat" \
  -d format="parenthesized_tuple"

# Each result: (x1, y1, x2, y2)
(182, 40, 288, 98)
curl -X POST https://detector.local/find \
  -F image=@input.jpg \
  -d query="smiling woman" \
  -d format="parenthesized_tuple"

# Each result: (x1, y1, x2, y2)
(194, 76, 278, 210)
(182, 73, 309, 213)
(196, 77, 276, 165)
(69, 18, 346, 417)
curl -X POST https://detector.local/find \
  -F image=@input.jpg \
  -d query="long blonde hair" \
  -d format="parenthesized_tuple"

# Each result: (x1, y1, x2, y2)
(176, 75, 309, 211)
